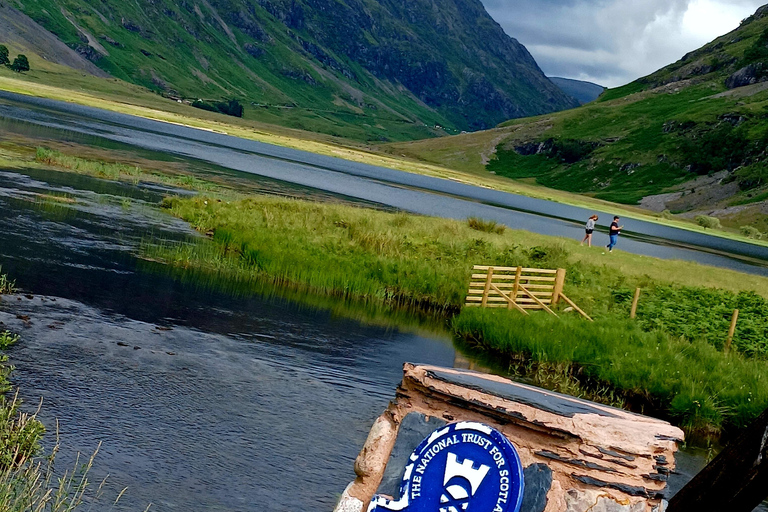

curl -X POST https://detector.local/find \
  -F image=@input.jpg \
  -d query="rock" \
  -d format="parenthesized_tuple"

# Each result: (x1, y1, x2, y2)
(243, 43, 263, 58)
(726, 63, 766, 89)
(522, 464, 552, 512)
(117, 342, 129, 347)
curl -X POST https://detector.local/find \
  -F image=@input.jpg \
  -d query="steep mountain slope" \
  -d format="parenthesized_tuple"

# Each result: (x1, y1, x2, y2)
(386, 4, 768, 233)
(549, 77, 604, 105)
(6, 0, 577, 141)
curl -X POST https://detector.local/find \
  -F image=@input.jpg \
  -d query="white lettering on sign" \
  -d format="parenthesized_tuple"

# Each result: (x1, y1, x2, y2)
(415, 434, 460, 475)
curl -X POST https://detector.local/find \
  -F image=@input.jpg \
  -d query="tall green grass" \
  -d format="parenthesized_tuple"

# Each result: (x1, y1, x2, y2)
(453, 309, 768, 437)
(150, 194, 768, 437)
(151, 195, 573, 312)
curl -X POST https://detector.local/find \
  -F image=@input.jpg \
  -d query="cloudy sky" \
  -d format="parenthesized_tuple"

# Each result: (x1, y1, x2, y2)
(480, 0, 766, 87)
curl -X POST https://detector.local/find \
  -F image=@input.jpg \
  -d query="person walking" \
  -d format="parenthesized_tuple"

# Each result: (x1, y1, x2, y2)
(606, 216, 623, 252)
(581, 215, 598, 247)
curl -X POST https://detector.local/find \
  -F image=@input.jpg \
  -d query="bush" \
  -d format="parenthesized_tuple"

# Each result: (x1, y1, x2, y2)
(191, 98, 243, 117)
(695, 215, 721, 229)
(10, 55, 29, 73)
(741, 225, 763, 239)
(452, 308, 768, 435)
(467, 217, 505, 234)
(0, 46, 8, 66)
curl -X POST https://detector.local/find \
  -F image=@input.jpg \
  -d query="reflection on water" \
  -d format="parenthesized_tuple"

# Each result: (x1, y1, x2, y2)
(0, 165, 456, 510)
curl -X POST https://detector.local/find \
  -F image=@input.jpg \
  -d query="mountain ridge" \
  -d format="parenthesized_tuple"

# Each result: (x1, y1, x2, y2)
(383, 3, 768, 233)
(4, 0, 577, 141)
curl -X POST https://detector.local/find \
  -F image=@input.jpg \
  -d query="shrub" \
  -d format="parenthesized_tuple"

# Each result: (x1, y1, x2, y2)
(741, 225, 763, 239)
(467, 217, 505, 234)
(10, 55, 29, 73)
(191, 98, 243, 117)
(695, 215, 721, 229)
(0, 45, 8, 66)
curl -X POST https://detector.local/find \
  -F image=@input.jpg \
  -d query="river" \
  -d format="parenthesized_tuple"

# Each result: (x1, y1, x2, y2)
(0, 93, 761, 510)
(0, 90, 767, 275)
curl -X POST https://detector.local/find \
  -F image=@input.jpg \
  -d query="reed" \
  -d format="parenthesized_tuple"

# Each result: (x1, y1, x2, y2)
(149, 194, 768, 438)
(35, 147, 219, 192)
(0, 269, 15, 295)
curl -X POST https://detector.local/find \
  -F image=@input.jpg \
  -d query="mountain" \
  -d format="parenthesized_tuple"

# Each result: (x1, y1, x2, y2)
(385, 4, 768, 233)
(3, 0, 577, 142)
(548, 77, 604, 105)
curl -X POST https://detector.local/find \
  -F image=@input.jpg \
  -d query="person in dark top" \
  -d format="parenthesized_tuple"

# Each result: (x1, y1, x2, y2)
(606, 216, 623, 252)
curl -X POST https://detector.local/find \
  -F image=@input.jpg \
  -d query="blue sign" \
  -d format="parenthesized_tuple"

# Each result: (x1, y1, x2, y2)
(368, 421, 524, 512)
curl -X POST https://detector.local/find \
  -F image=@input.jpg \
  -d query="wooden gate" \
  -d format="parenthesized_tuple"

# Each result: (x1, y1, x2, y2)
(465, 265, 592, 320)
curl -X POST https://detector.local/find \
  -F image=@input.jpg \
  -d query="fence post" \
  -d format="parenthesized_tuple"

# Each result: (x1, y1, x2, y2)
(630, 288, 641, 319)
(552, 268, 566, 306)
(509, 266, 522, 310)
(725, 309, 739, 353)
(481, 267, 494, 308)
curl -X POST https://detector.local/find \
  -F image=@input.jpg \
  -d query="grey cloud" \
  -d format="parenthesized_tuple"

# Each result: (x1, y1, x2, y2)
(479, 0, 765, 86)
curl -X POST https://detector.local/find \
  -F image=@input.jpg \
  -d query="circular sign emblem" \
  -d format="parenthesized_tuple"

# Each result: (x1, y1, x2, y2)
(368, 421, 524, 512)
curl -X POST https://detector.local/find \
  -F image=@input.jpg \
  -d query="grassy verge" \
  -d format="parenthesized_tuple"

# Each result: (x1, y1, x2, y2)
(2, 74, 768, 248)
(148, 193, 768, 439)
(453, 310, 766, 439)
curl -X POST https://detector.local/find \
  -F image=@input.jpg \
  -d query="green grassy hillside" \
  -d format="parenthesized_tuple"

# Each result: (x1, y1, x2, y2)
(386, 5, 768, 233)
(3, 0, 577, 142)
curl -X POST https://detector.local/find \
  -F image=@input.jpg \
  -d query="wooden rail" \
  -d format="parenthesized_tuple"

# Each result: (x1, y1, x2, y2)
(466, 265, 592, 321)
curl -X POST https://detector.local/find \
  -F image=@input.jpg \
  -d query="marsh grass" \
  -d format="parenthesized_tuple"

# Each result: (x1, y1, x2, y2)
(467, 217, 506, 234)
(35, 148, 219, 192)
(0, 269, 15, 295)
(149, 194, 768, 437)
(149, 195, 580, 312)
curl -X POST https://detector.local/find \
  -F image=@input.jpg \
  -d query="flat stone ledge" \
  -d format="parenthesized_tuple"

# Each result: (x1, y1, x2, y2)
(334, 363, 684, 512)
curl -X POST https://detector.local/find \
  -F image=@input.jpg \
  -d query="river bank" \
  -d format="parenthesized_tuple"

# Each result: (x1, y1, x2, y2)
(1, 79, 767, 249)
(153, 191, 768, 440)
(9, 139, 768, 440)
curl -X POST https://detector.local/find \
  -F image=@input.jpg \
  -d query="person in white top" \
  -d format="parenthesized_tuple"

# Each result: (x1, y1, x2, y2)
(581, 215, 598, 247)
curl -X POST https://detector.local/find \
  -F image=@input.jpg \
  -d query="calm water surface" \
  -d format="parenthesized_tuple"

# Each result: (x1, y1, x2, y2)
(0, 167, 457, 510)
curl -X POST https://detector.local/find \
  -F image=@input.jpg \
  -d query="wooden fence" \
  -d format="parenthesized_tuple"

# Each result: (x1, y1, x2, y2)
(465, 265, 592, 321)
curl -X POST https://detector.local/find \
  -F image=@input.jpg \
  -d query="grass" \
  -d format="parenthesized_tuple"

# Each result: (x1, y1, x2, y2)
(453, 310, 767, 438)
(34, 148, 221, 192)
(467, 217, 506, 235)
(0, 269, 15, 295)
(145, 193, 768, 438)
(3, 71, 768, 249)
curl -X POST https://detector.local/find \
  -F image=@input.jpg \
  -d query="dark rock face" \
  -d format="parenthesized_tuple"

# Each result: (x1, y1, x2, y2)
(521, 464, 552, 512)
(726, 63, 767, 89)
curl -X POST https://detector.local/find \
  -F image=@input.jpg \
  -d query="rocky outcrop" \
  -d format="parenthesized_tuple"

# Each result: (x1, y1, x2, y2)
(726, 63, 767, 89)
(335, 363, 683, 512)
